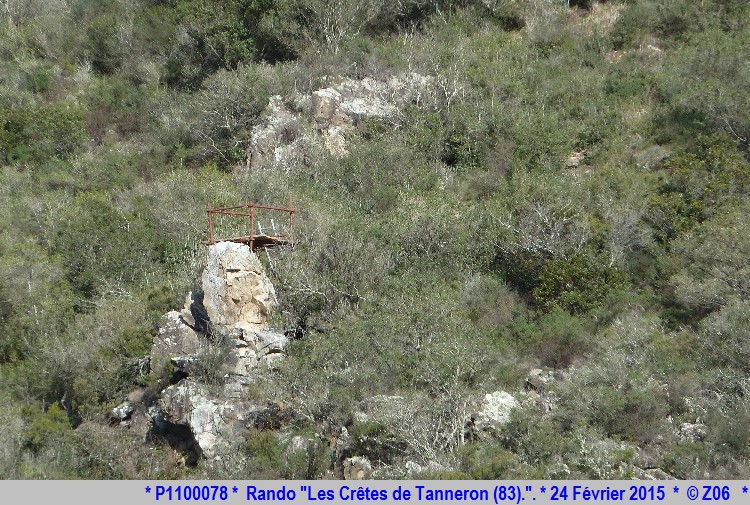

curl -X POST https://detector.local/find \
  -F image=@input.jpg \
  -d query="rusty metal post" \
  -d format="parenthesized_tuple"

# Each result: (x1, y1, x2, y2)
(207, 203, 214, 244)
(249, 204, 255, 252)
(289, 194, 294, 245)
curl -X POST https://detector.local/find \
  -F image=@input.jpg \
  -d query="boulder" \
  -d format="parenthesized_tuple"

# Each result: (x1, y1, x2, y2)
(110, 402, 135, 423)
(227, 328, 288, 376)
(253, 329, 288, 357)
(202, 242, 276, 333)
(471, 391, 519, 435)
(343, 456, 373, 480)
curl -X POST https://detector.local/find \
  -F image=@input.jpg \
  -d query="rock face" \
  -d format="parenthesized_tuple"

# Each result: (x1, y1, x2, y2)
(202, 241, 276, 333)
(151, 378, 263, 459)
(148, 242, 287, 461)
(151, 307, 203, 377)
(247, 95, 305, 171)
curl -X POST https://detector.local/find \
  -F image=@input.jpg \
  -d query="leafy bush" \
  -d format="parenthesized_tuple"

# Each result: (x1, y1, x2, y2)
(512, 307, 593, 368)
(698, 301, 750, 374)
(22, 403, 72, 454)
(533, 254, 629, 314)
(85, 77, 148, 143)
(242, 428, 284, 478)
(0, 98, 87, 163)
(163, 0, 298, 88)
(49, 192, 168, 304)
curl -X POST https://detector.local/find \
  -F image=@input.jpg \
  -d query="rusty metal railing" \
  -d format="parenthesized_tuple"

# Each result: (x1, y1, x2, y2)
(203, 195, 295, 252)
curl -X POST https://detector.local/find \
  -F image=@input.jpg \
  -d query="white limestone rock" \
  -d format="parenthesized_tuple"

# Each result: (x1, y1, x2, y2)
(202, 242, 276, 333)
(471, 391, 519, 435)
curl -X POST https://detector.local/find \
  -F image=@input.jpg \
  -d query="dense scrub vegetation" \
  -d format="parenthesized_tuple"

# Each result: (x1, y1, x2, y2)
(1, 0, 749, 478)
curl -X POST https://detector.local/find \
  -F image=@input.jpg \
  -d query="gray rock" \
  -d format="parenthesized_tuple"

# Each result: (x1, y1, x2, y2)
(148, 240, 291, 465)
(111, 402, 135, 422)
(471, 391, 519, 435)
(343, 456, 372, 480)
(154, 379, 236, 459)
(151, 311, 202, 377)
(679, 422, 706, 443)
(202, 242, 276, 333)
(244, 73, 434, 168)
(253, 329, 288, 357)
(228, 347, 258, 376)
(246, 96, 306, 171)
(311, 88, 343, 124)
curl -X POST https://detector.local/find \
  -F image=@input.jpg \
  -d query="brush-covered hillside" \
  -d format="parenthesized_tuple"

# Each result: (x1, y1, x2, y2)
(1, 0, 749, 479)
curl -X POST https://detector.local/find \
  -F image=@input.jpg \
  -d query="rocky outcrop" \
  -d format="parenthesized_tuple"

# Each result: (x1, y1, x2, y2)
(229, 328, 288, 377)
(147, 242, 288, 462)
(150, 378, 268, 459)
(246, 96, 306, 171)
(110, 401, 135, 424)
(310, 80, 398, 128)
(202, 241, 276, 333)
(243, 73, 433, 172)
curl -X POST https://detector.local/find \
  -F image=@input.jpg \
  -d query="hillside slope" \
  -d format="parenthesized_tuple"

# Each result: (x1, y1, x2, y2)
(0, 0, 749, 479)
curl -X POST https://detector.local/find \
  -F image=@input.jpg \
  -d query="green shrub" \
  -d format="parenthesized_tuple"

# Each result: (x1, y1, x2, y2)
(163, 0, 297, 89)
(22, 66, 53, 93)
(698, 301, 750, 373)
(22, 403, 72, 453)
(604, 68, 648, 99)
(661, 442, 711, 479)
(243, 428, 284, 478)
(461, 275, 520, 327)
(0, 99, 86, 163)
(85, 77, 148, 143)
(49, 192, 169, 304)
(462, 444, 519, 479)
(512, 308, 593, 368)
(590, 386, 667, 443)
(533, 254, 630, 314)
